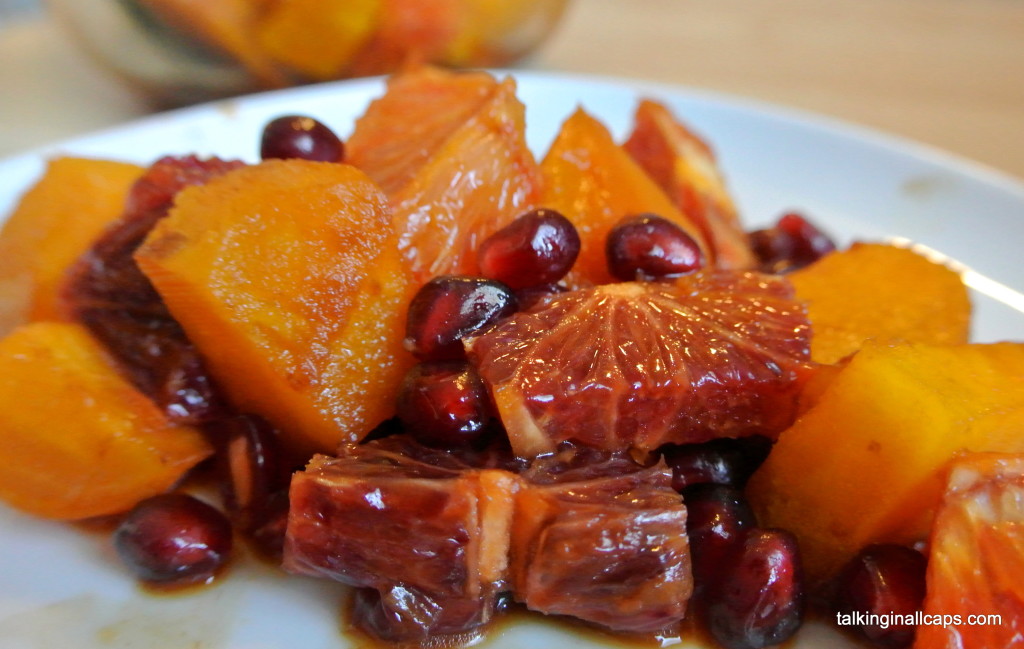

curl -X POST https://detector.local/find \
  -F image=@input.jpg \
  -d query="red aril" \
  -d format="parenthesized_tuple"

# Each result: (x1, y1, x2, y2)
(114, 493, 233, 586)
(833, 544, 927, 648)
(404, 276, 518, 361)
(705, 528, 805, 649)
(260, 115, 344, 162)
(477, 208, 580, 290)
(606, 212, 705, 281)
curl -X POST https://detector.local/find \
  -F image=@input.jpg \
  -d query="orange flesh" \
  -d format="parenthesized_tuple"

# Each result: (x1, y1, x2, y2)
(346, 0, 463, 77)
(539, 108, 711, 287)
(346, 66, 499, 196)
(137, 0, 288, 88)
(915, 453, 1024, 649)
(387, 75, 542, 282)
(624, 99, 755, 269)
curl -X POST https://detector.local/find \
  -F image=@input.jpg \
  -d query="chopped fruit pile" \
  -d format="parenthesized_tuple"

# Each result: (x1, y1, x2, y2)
(0, 65, 1018, 649)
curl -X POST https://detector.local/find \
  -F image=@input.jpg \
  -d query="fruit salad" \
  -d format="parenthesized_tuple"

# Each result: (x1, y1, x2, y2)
(0, 66, 1022, 649)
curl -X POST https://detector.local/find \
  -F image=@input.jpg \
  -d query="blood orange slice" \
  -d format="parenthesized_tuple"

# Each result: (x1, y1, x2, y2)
(915, 453, 1024, 649)
(347, 66, 541, 283)
(466, 271, 814, 458)
(624, 99, 756, 269)
(346, 65, 499, 196)
(389, 76, 542, 282)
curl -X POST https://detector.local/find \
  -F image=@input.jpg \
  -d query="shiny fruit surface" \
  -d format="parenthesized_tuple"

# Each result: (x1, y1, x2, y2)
(260, 115, 344, 162)
(467, 271, 813, 458)
(915, 453, 1024, 649)
(478, 208, 580, 290)
(115, 493, 233, 586)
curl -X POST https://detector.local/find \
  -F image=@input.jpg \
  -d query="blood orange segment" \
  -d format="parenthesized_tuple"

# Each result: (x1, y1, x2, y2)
(915, 453, 1024, 649)
(346, 66, 499, 196)
(539, 108, 712, 287)
(466, 271, 814, 458)
(623, 99, 756, 269)
(388, 75, 542, 282)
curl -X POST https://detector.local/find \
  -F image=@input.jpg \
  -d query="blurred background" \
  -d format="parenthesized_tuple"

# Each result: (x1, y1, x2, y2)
(0, 0, 1022, 179)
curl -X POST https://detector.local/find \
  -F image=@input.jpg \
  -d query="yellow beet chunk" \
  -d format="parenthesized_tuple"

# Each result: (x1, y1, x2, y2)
(0, 157, 142, 336)
(790, 242, 970, 364)
(0, 322, 212, 520)
(135, 160, 413, 456)
(748, 342, 1024, 583)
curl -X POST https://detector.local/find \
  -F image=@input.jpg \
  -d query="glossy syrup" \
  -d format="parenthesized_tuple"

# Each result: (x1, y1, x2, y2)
(341, 595, 712, 649)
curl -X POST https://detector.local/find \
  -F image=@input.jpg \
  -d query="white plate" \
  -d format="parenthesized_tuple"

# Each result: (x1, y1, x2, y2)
(1, 72, 1022, 649)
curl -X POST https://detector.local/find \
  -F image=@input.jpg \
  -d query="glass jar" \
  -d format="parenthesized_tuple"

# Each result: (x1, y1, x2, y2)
(47, 0, 570, 106)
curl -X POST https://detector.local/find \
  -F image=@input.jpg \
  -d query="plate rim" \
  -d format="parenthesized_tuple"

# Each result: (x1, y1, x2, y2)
(1, 69, 1023, 199)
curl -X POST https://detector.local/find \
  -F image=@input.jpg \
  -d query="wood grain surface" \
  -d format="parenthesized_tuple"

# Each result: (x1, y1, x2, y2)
(532, 0, 1024, 180)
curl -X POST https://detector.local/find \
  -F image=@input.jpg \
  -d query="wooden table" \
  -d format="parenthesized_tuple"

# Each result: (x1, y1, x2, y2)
(533, 0, 1024, 181)
(1, 0, 1022, 181)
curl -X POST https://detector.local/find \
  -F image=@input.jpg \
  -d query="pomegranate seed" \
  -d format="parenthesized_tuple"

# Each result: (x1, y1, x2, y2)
(404, 276, 518, 361)
(247, 489, 290, 561)
(663, 436, 772, 491)
(478, 208, 581, 289)
(606, 213, 704, 281)
(217, 414, 289, 534)
(396, 361, 493, 447)
(832, 544, 927, 648)
(706, 528, 805, 649)
(260, 115, 345, 162)
(684, 483, 757, 592)
(114, 493, 233, 586)
(749, 211, 836, 273)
